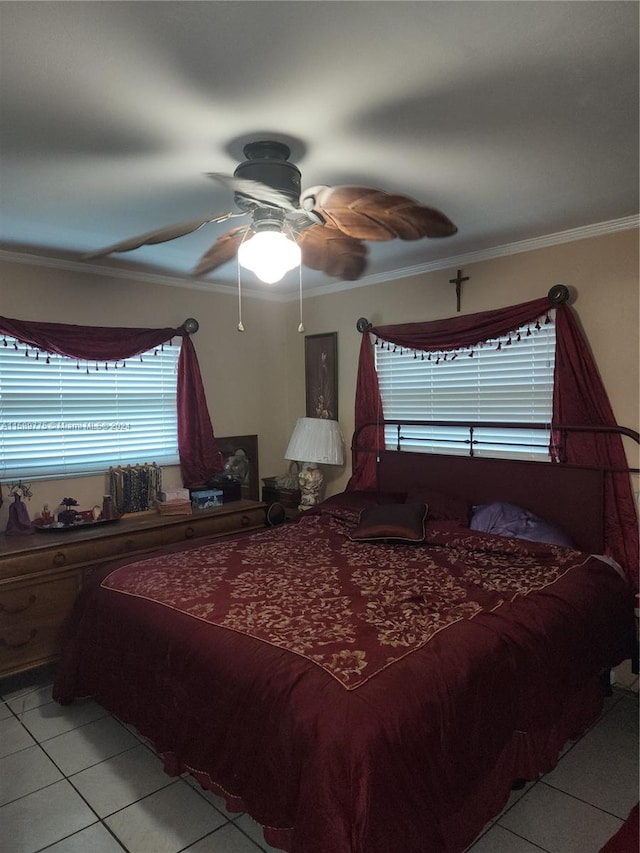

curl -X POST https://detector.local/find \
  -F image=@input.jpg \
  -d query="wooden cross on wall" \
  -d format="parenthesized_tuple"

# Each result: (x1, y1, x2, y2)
(449, 269, 469, 312)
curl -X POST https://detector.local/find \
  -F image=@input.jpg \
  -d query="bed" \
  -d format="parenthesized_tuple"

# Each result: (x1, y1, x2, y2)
(53, 448, 636, 853)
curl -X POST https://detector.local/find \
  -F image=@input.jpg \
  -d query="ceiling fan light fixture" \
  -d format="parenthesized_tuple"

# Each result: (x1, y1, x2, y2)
(238, 230, 301, 284)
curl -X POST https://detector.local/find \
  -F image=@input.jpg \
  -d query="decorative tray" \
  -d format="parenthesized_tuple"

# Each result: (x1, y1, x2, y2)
(33, 518, 120, 533)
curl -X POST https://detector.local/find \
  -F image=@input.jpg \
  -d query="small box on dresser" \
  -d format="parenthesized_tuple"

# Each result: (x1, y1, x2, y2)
(190, 488, 223, 509)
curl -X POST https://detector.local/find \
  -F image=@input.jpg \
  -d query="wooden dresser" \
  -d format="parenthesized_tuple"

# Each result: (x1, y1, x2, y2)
(0, 500, 266, 678)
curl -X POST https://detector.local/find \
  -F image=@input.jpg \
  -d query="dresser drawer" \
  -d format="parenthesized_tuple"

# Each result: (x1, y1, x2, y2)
(162, 506, 266, 544)
(0, 574, 80, 673)
(0, 530, 167, 578)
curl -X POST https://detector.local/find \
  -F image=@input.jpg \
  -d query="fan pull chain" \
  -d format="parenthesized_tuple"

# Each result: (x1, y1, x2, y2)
(297, 263, 305, 333)
(236, 256, 245, 333)
(236, 231, 251, 333)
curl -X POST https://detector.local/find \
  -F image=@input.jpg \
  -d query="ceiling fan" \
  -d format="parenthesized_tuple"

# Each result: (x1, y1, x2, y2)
(84, 140, 458, 283)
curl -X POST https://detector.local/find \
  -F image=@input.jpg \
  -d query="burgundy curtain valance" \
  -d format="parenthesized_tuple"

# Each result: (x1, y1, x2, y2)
(368, 296, 550, 353)
(0, 315, 223, 488)
(347, 298, 639, 590)
(0, 316, 179, 362)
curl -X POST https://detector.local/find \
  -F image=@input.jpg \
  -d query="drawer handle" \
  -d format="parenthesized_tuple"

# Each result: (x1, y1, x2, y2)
(184, 526, 195, 539)
(0, 629, 37, 649)
(240, 514, 251, 527)
(53, 552, 66, 567)
(0, 594, 36, 615)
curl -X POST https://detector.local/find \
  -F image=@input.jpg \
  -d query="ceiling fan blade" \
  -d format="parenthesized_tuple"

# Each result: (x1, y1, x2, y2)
(301, 185, 457, 241)
(83, 212, 239, 260)
(193, 225, 251, 277)
(205, 173, 297, 211)
(298, 224, 367, 281)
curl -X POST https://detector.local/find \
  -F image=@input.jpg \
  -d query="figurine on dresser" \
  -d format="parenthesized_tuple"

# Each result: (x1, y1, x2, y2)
(5, 485, 34, 536)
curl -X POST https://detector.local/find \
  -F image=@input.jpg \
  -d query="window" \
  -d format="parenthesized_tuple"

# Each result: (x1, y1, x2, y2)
(375, 314, 556, 460)
(0, 339, 180, 480)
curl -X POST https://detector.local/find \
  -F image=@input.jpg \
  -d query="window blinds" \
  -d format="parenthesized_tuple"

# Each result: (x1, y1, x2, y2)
(0, 341, 180, 480)
(375, 317, 556, 460)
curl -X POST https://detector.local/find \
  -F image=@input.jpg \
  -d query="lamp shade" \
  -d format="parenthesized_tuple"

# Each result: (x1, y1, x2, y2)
(285, 417, 345, 466)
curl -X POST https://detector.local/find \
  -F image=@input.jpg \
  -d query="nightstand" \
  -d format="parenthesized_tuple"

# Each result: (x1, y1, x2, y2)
(262, 478, 301, 521)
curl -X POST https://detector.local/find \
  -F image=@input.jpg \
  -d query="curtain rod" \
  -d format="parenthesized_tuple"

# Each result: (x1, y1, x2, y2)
(355, 285, 571, 333)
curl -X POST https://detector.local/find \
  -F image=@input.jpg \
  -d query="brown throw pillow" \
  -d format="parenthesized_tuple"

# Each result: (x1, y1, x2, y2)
(349, 503, 428, 543)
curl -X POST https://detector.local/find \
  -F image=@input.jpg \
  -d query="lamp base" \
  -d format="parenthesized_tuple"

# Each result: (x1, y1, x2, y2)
(297, 463, 324, 511)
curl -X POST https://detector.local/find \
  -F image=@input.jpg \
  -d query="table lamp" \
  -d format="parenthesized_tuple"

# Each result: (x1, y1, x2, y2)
(284, 417, 345, 510)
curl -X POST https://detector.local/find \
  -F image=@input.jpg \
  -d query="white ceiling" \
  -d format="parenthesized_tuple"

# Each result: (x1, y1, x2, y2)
(1, 1, 638, 296)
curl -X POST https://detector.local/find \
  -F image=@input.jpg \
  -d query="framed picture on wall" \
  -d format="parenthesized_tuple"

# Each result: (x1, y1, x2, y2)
(305, 332, 338, 420)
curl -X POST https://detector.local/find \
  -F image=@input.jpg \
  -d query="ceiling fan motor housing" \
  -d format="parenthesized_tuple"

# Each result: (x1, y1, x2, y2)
(233, 141, 301, 206)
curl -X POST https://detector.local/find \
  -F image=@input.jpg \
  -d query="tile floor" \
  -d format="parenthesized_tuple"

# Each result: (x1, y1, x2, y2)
(0, 663, 637, 853)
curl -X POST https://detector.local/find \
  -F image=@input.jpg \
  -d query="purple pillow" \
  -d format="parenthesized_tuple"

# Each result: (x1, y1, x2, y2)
(470, 502, 575, 547)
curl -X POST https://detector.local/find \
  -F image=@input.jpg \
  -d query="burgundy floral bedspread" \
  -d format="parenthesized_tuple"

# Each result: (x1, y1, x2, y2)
(101, 506, 592, 690)
(56, 502, 634, 853)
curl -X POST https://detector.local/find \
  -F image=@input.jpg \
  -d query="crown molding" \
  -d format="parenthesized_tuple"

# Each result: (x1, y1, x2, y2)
(1, 215, 637, 304)
(0, 250, 270, 300)
(296, 214, 640, 300)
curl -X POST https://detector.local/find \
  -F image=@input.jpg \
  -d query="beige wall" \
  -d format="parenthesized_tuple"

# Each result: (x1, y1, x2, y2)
(1, 226, 638, 524)
(284, 228, 640, 497)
